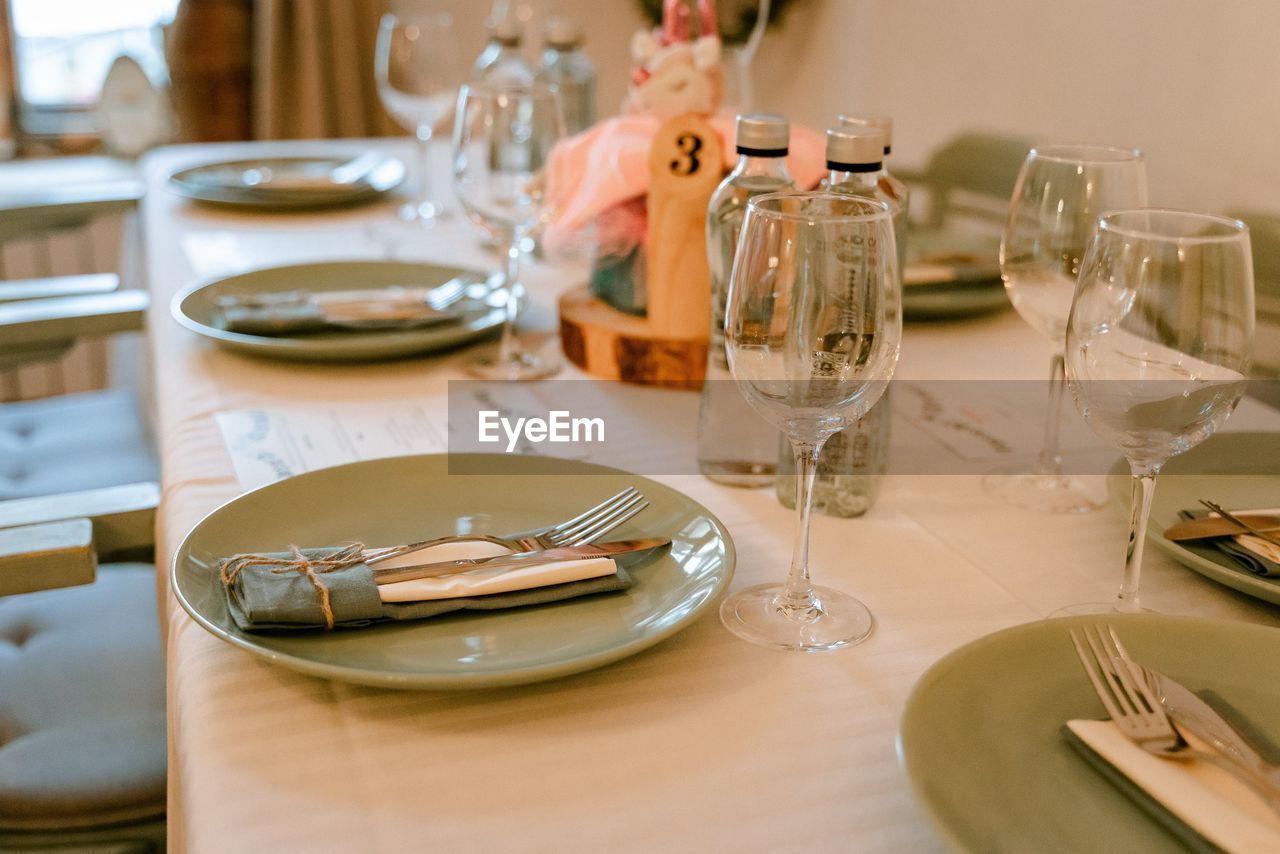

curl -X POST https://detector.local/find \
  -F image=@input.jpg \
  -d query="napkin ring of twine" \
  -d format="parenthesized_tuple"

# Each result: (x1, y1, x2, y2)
(219, 543, 366, 630)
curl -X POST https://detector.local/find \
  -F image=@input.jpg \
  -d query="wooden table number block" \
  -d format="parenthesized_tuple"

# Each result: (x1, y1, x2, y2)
(559, 113, 723, 388)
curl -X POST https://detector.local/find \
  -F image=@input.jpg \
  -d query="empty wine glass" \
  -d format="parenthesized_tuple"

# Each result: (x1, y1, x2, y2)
(375, 10, 460, 228)
(987, 145, 1148, 512)
(452, 81, 564, 380)
(1064, 209, 1254, 614)
(721, 192, 901, 651)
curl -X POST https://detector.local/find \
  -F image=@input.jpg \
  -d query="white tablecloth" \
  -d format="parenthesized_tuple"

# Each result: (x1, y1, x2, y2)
(141, 140, 1280, 853)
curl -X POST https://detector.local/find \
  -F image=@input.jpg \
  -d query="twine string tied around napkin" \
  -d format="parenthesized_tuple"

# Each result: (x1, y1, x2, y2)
(219, 543, 366, 630)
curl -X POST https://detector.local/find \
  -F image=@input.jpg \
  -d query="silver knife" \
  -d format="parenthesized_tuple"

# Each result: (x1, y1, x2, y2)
(369, 538, 670, 586)
(1146, 667, 1280, 789)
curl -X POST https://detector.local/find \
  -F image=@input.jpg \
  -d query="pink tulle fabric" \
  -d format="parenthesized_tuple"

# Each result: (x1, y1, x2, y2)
(542, 111, 827, 252)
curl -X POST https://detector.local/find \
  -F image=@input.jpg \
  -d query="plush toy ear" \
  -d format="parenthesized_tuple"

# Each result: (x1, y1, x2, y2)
(648, 43, 693, 76)
(692, 34, 721, 70)
(632, 29, 660, 64)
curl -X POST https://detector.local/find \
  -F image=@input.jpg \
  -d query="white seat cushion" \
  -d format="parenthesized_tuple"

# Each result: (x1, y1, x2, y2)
(0, 389, 157, 500)
(0, 564, 165, 830)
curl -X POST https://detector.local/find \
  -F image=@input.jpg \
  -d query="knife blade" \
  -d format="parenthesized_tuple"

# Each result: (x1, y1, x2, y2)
(369, 538, 670, 586)
(1146, 668, 1280, 790)
(1162, 514, 1280, 542)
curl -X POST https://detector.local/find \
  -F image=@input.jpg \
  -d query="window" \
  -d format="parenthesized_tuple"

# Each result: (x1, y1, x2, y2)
(9, 0, 179, 139)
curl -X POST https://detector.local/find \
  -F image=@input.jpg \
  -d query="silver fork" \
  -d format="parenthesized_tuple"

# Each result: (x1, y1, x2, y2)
(1070, 624, 1280, 816)
(363, 487, 648, 566)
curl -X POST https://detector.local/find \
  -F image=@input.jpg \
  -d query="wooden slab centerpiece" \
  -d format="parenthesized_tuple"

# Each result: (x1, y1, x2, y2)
(559, 112, 722, 388)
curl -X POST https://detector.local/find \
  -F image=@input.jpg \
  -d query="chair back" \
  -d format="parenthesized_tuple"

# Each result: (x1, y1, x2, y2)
(910, 131, 1033, 229)
(1230, 210, 1280, 380)
(0, 171, 142, 401)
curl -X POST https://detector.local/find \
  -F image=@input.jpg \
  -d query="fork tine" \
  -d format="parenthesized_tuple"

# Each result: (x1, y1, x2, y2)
(542, 489, 637, 539)
(1070, 628, 1124, 721)
(1092, 625, 1155, 716)
(570, 498, 649, 545)
(542, 493, 638, 546)
(551, 491, 643, 543)
(1083, 625, 1145, 718)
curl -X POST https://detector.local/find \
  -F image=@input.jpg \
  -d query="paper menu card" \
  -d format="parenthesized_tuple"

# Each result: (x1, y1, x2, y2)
(216, 406, 448, 491)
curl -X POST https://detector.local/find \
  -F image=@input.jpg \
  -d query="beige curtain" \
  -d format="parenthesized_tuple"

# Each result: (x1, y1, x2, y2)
(253, 0, 398, 139)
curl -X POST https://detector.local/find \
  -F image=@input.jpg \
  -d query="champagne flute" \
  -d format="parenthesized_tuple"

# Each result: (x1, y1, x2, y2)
(721, 192, 901, 651)
(1064, 209, 1254, 614)
(452, 82, 564, 380)
(986, 145, 1148, 512)
(375, 10, 460, 228)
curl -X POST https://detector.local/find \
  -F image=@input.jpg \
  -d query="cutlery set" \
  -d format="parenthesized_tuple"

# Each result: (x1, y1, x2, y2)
(1071, 624, 1280, 815)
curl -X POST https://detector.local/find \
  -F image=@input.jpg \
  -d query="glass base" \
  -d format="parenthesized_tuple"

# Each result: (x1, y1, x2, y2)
(719, 583, 874, 652)
(1048, 601, 1156, 617)
(467, 347, 561, 381)
(982, 471, 1107, 514)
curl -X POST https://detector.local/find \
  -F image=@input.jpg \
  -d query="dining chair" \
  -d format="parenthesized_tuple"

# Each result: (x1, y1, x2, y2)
(0, 166, 144, 403)
(897, 130, 1034, 231)
(1229, 211, 1280, 411)
(0, 481, 165, 852)
(0, 288, 157, 500)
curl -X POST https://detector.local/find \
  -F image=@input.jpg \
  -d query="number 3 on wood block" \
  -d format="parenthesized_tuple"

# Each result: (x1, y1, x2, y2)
(646, 113, 723, 341)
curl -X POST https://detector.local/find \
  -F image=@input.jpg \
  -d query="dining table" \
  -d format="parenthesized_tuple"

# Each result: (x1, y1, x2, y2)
(140, 138, 1280, 853)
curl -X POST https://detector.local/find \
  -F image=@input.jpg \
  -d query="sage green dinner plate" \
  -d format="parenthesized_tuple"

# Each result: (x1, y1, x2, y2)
(1106, 432, 1280, 605)
(168, 155, 406, 209)
(172, 260, 504, 362)
(900, 614, 1280, 852)
(902, 229, 1008, 321)
(172, 454, 735, 689)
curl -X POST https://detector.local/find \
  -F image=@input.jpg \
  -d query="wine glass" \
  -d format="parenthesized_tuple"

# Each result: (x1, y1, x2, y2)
(721, 192, 901, 651)
(375, 10, 460, 228)
(1065, 209, 1254, 614)
(452, 82, 565, 380)
(986, 145, 1148, 512)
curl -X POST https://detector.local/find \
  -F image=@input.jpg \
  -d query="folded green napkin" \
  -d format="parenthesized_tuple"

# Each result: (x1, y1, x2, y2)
(1062, 724, 1220, 853)
(216, 302, 458, 337)
(1063, 692, 1280, 852)
(221, 546, 632, 632)
(1176, 510, 1280, 577)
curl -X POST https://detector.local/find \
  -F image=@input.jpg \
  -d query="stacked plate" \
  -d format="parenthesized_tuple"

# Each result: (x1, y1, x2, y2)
(902, 228, 1009, 320)
(168, 153, 406, 210)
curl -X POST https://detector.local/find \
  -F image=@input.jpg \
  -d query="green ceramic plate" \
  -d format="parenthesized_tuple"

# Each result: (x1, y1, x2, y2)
(902, 278, 1009, 321)
(172, 260, 505, 362)
(168, 155, 406, 209)
(900, 613, 1280, 852)
(902, 228, 1009, 321)
(1106, 432, 1280, 605)
(172, 454, 735, 689)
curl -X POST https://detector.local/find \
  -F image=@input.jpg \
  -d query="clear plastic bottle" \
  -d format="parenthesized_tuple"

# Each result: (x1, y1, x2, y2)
(776, 126, 902, 516)
(838, 114, 910, 273)
(472, 8, 535, 85)
(535, 16, 596, 135)
(698, 114, 797, 487)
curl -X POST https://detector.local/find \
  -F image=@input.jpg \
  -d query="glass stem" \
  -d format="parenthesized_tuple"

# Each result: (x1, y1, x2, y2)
(415, 125, 432, 216)
(1036, 351, 1067, 477)
(779, 440, 822, 617)
(1118, 471, 1158, 613)
(499, 233, 523, 365)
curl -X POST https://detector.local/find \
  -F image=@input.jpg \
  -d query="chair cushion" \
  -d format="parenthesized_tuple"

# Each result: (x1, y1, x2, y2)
(0, 564, 165, 830)
(0, 390, 157, 500)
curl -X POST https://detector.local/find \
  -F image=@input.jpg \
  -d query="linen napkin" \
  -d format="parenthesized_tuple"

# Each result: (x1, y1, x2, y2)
(219, 540, 631, 632)
(214, 289, 461, 336)
(1176, 509, 1280, 577)
(1064, 719, 1280, 852)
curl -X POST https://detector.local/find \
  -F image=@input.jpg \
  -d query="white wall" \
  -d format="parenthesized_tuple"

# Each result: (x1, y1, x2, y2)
(452, 0, 1278, 214)
(746, 0, 1280, 215)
